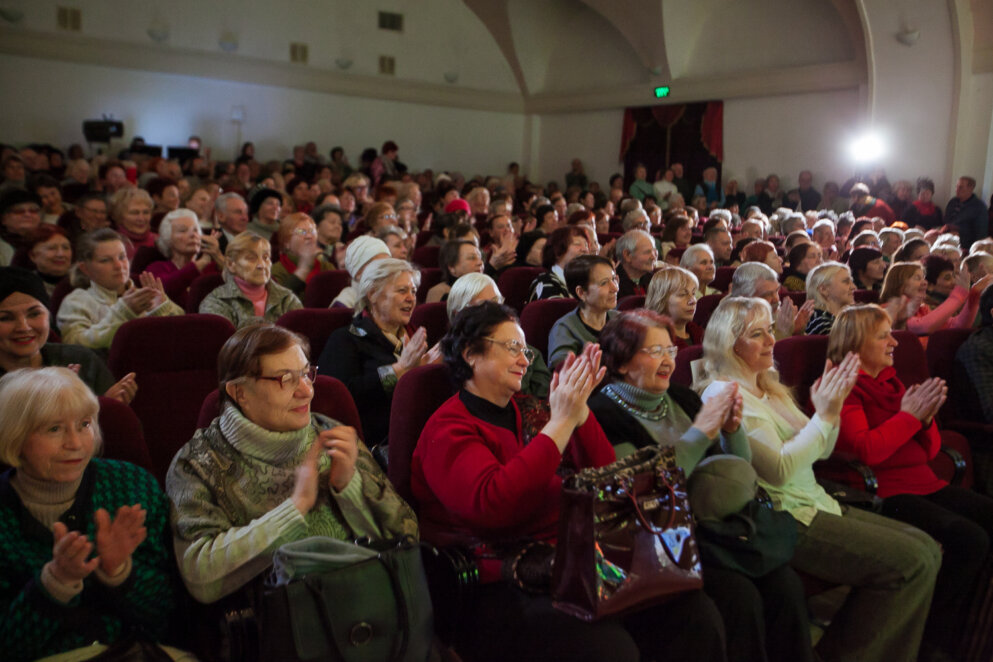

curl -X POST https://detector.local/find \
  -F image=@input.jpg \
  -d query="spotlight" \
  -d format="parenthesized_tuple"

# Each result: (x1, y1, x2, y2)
(848, 133, 885, 163)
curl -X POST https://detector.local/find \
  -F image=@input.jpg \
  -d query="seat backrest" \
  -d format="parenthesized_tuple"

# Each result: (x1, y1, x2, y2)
(131, 245, 165, 276)
(892, 330, 928, 387)
(197, 375, 364, 439)
(928, 327, 977, 422)
(772, 334, 829, 411)
(672, 344, 703, 388)
(693, 293, 726, 328)
(108, 314, 236, 483)
(411, 245, 441, 269)
(853, 289, 879, 304)
(781, 290, 806, 307)
(497, 266, 544, 313)
(97, 395, 155, 475)
(414, 230, 434, 248)
(712, 266, 736, 293)
(388, 363, 456, 504)
(276, 307, 355, 359)
(410, 302, 450, 346)
(49, 277, 76, 318)
(185, 273, 225, 314)
(519, 298, 579, 361)
(617, 295, 644, 311)
(417, 268, 444, 304)
(302, 269, 351, 308)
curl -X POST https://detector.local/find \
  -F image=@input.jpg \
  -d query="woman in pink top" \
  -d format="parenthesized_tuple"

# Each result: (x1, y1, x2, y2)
(145, 209, 224, 308)
(880, 261, 991, 335)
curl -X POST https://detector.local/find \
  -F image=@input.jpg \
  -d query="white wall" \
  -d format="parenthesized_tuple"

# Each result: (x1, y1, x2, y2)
(0, 54, 526, 176)
(533, 109, 624, 187)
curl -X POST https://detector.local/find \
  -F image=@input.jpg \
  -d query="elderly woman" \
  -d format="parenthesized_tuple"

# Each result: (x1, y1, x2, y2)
(0, 368, 180, 661)
(411, 302, 726, 662)
(26, 224, 73, 296)
(645, 266, 702, 348)
(426, 239, 484, 303)
(589, 309, 814, 662)
(361, 201, 397, 236)
(0, 268, 136, 403)
(58, 229, 183, 351)
(547, 255, 619, 369)
(319, 259, 437, 446)
(893, 238, 930, 263)
(167, 324, 416, 604)
(829, 304, 993, 657)
(804, 262, 856, 335)
(849, 247, 887, 292)
(447, 272, 551, 397)
(782, 242, 822, 292)
(740, 240, 783, 276)
(377, 225, 410, 261)
(880, 261, 989, 335)
(697, 297, 941, 662)
(680, 243, 720, 297)
(659, 214, 694, 262)
(330, 236, 390, 309)
(145, 208, 224, 308)
(526, 226, 589, 303)
(199, 232, 301, 329)
(109, 188, 155, 260)
(269, 212, 334, 296)
(514, 230, 546, 268)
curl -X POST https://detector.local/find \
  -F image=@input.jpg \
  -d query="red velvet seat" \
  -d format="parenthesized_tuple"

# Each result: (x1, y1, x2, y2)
(892, 330, 928, 387)
(772, 334, 829, 412)
(853, 289, 879, 304)
(415, 230, 434, 248)
(712, 266, 736, 293)
(519, 298, 578, 362)
(497, 266, 544, 313)
(412, 245, 441, 269)
(781, 290, 806, 307)
(410, 302, 450, 346)
(302, 269, 351, 308)
(49, 277, 76, 318)
(185, 273, 224, 314)
(97, 395, 155, 474)
(107, 314, 236, 484)
(131, 245, 166, 276)
(388, 363, 455, 505)
(276, 307, 355, 360)
(617, 295, 644, 311)
(418, 268, 444, 304)
(197, 375, 364, 440)
(693, 293, 726, 328)
(672, 344, 703, 388)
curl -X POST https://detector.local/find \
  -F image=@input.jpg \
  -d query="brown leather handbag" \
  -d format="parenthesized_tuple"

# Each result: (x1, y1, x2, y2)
(551, 446, 703, 621)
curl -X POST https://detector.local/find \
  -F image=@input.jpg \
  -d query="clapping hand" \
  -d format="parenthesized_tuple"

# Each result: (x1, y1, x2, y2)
(104, 372, 138, 404)
(48, 523, 99, 585)
(810, 353, 860, 423)
(94, 505, 147, 576)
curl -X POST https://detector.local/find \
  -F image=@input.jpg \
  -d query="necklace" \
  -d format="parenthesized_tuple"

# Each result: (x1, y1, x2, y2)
(602, 383, 669, 421)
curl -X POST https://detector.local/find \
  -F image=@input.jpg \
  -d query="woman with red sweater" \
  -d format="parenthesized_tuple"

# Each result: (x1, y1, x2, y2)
(411, 302, 725, 662)
(829, 304, 993, 658)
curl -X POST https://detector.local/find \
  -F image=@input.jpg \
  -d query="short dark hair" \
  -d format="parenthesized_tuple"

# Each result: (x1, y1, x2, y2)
(922, 254, 954, 285)
(442, 302, 519, 386)
(218, 324, 309, 408)
(28, 173, 60, 193)
(439, 239, 476, 282)
(542, 226, 585, 269)
(565, 254, 613, 300)
(535, 204, 556, 225)
(599, 310, 676, 383)
(894, 238, 929, 263)
(660, 215, 692, 243)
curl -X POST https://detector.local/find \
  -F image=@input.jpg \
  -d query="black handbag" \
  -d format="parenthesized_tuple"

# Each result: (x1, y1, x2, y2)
(694, 497, 798, 578)
(251, 536, 436, 662)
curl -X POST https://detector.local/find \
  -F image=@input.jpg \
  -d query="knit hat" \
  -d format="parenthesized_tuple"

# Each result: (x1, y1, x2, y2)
(686, 455, 758, 522)
(249, 187, 282, 218)
(0, 189, 41, 217)
(444, 199, 471, 215)
(0, 266, 50, 307)
(343, 236, 390, 278)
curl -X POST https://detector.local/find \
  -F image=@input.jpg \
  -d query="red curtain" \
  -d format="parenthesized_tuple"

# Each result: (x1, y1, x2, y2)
(701, 102, 723, 162)
(618, 101, 723, 163)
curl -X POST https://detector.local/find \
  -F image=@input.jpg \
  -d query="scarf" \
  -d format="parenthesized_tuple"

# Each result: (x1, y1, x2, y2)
(233, 275, 268, 317)
(279, 253, 321, 285)
(117, 226, 155, 247)
(912, 199, 936, 216)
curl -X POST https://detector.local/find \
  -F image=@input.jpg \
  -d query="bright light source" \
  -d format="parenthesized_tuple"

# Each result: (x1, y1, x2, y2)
(848, 132, 886, 163)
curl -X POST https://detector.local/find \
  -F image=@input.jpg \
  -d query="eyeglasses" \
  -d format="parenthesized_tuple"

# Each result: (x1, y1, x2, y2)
(640, 345, 678, 360)
(255, 366, 318, 390)
(380, 214, 398, 221)
(292, 227, 317, 237)
(483, 337, 534, 362)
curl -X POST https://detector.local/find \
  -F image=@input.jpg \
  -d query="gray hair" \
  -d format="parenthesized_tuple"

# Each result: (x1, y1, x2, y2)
(709, 209, 732, 223)
(781, 214, 806, 236)
(356, 258, 420, 312)
(446, 273, 504, 321)
(730, 262, 779, 297)
(376, 224, 408, 242)
(879, 227, 906, 243)
(679, 243, 714, 270)
(616, 229, 653, 262)
(214, 192, 244, 215)
(812, 219, 836, 239)
(622, 208, 649, 231)
(156, 208, 200, 256)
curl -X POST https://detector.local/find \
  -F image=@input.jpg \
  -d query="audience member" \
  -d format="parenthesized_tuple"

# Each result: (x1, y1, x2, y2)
(954, 283, 993, 424)
(804, 262, 856, 335)
(945, 176, 988, 251)
(269, 212, 333, 296)
(680, 244, 719, 297)
(331, 235, 390, 309)
(426, 239, 484, 303)
(645, 266, 703, 348)
(24, 224, 72, 295)
(615, 230, 658, 297)
(526, 226, 589, 303)
(547, 255, 619, 369)
(782, 242, 823, 292)
(0, 189, 43, 266)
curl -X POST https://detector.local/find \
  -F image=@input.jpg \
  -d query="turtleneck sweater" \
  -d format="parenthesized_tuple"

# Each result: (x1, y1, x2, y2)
(233, 275, 268, 317)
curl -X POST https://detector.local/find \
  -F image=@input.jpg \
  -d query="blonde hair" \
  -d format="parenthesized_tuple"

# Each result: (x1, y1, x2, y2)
(109, 187, 152, 223)
(223, 232, 270, 281)
(697, 296, 792, 401)
(645, 266, 698, 316)
(827, 304, 890, 364)
(276, 212, 315, 252)
(806, 261, 850, 310)
(0, 367, 102, 467)
(880, 262, 923, 302)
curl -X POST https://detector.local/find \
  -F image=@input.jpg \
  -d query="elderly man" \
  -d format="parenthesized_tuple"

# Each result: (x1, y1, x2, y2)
(616, 229, 657, 297)
(693, 166, 723, 209)
(565, 158, 588, 190)
(705, 226, 734, 267)
(849, 182, 895, 224)
(730, 262, 814, 338)
(213, 193, 249, 252)
(797, 170, 822, 212)
(946, 176, 989, 251)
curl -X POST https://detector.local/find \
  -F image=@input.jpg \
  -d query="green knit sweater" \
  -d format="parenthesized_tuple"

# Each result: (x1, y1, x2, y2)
(0, 459, 176, 662)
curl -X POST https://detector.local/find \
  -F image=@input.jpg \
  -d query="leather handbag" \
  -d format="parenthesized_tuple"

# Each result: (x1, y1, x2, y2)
(252, 536, 436, 662)
(551, 446, 703, 621)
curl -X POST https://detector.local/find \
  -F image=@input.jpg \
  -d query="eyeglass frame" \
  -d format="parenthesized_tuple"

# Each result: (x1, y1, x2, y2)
(640, 344, 679, 360)
(251, 365, 318, 390)
(482, 337, 534, 362)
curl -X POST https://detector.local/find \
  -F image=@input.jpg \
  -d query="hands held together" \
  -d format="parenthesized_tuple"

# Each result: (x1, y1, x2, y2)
(48, 506, 147, 586)
(292, 426, 361, 514)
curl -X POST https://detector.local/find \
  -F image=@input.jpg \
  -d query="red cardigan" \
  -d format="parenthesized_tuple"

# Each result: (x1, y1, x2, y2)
(411, 393, 615, 582)
(836, 367, 946, 498)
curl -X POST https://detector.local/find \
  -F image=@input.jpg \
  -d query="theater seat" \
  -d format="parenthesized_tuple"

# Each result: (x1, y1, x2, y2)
(302, 269, 351, 308)
(519, 298, 578, 362)
(781, 290, 806, 308)
(49, 277, 76, 318)
(617, 295, 644, 311)
(276, 307, 354, 360)
(672, 344, 703, 388)
(97, 395, 155, 474)
(108, 314, 236, 484)
(410, 302, 450, 346)
(772, 334, 829, 412)
(185, 273, 224, 314)
(412, 245, 441, 269)
(892, 330, 928, 387)
(388, 363, 456, 505)
(853, 289, 879, 304)
(418, 268, 444, 304)
(693, 293, 726, 328)
(712, 266, 735, 293)
(497, 266, 544, 313)
(131, 245, 166, 276)
(197, 375, 364, 440)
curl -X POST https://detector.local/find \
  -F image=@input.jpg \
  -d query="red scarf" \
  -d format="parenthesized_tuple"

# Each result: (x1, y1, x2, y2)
(912, 199, 936, 216)
(279, 253, 321, 284)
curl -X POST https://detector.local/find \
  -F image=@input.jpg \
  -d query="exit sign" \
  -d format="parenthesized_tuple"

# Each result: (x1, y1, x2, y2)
(654, 86, 671, 99)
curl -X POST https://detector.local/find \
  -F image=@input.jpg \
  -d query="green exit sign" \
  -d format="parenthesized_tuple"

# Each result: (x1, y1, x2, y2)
(654, 86, 671, 99)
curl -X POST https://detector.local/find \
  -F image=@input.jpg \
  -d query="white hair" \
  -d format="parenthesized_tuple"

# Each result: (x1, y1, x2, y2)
(730, 262, 779, 297)
(156, 208, 200, 256)
(356, 258, 420, 312)
(446, 273, 504, 321)
(679, 243, 714, 269)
